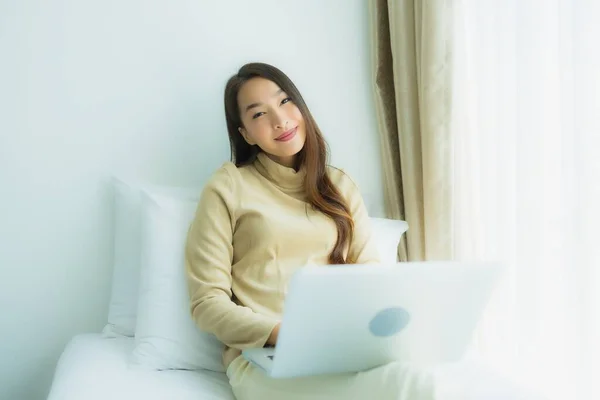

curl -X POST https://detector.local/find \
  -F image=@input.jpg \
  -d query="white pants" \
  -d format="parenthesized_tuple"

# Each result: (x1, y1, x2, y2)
(226, 356, 546, 400)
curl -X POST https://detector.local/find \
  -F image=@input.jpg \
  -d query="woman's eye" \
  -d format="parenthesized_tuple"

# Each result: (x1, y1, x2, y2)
(281, 97, 292, 105)
(252, 112, 265, 119)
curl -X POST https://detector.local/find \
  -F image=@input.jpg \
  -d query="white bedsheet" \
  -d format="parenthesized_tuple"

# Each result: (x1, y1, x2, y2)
(47, 334, 235, 400)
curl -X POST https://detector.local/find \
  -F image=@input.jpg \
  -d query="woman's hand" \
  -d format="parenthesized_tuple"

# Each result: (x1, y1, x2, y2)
(266, 323, 280, 346)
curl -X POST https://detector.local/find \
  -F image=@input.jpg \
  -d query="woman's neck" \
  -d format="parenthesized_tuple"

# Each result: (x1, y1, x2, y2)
(264, 153, 297, 170)
(254, 152, 305, 190)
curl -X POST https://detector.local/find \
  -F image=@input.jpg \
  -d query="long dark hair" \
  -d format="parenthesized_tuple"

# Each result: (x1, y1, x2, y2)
(224, 62, 354, 264)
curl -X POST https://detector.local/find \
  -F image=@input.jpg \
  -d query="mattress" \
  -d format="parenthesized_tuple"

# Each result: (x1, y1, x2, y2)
(47, 334, 235, 400)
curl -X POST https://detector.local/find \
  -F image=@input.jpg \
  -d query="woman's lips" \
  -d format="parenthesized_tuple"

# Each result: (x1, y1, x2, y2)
(275, 127, 298, 142)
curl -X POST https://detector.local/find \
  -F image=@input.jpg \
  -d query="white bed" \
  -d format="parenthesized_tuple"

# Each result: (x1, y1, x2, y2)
(47, 334, 546, 400)
(47, 334, 235, 400)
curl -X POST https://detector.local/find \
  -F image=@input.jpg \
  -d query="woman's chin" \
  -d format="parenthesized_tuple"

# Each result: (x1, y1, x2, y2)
(265, 147, 304, 168)
(274, 140, 305, 158)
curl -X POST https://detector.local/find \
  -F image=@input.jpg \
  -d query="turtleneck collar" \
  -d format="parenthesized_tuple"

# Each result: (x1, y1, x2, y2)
(254, 152, 306, 191)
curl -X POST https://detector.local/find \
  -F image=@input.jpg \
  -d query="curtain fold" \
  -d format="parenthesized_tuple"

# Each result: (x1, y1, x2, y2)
(370, 0, 455, 261)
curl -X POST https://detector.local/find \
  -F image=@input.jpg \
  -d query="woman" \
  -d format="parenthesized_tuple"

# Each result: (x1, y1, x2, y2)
(185, 63, 489, 399)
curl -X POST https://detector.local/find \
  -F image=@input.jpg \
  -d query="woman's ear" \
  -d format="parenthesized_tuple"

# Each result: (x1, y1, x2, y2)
(238, 127, 255, 145)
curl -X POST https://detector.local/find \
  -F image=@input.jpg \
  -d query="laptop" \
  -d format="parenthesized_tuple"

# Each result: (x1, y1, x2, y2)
(242, 261, 501, 378)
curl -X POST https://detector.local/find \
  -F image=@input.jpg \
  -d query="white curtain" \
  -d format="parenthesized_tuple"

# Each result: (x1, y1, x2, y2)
(452, 1, 600, 399)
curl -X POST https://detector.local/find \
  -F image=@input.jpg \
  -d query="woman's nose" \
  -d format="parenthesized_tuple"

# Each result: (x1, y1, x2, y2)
(272, 110, 288, 130)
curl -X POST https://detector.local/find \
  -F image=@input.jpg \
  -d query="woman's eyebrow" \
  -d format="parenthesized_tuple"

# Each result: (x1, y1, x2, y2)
(245, 102, 262, 113)
(244, 89, 285, 113)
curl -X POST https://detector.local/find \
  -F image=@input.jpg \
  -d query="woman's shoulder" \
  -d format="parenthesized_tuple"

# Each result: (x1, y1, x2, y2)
(203, 161, 241, 194)
(204, 160, 261, 192)
(326, 165, 360, 194)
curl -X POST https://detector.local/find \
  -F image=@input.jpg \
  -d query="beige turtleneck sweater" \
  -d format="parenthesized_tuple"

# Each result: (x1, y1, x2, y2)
(184, 152, 380, 368)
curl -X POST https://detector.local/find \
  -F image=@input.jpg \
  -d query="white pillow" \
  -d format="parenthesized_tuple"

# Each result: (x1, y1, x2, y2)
(102, 178, 202, 338)
(130, 189, 225, 372)
(102, 178, 144, 337)
(370, 217, 409, 263)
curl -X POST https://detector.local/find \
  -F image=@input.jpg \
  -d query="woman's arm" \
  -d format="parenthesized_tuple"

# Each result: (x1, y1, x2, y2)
(185, 166, 279, 349)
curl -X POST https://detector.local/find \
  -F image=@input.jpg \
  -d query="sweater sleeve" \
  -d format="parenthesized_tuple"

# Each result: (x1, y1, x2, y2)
(342, 173, 382, 265)
(185, 166, 279, 349)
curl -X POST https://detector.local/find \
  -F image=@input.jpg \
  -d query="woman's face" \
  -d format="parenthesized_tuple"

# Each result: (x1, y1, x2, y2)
(237, 77, 306, 168)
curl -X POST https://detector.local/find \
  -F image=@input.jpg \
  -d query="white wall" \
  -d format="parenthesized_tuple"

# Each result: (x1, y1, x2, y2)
(0, 1, 384, 398)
